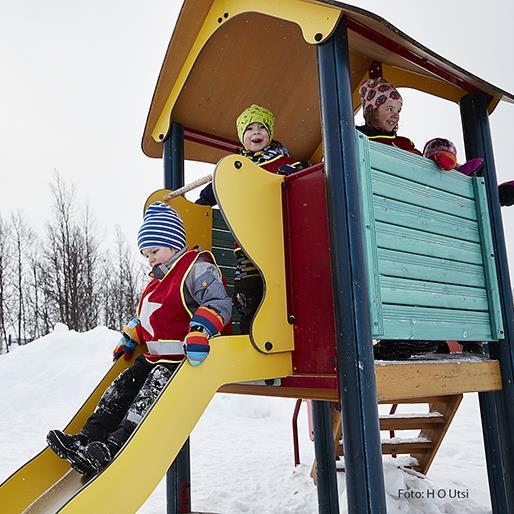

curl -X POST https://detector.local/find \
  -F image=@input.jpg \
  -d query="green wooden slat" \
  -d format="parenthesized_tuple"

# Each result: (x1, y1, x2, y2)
(356, 133, 384, 336)
(212, 229, 234, 248)
(372, 169, 477, 221)
(375, 221, 484, 265)
(380, 276, 488, 311)
(230, 321, 241, 335)
(473, 177, 505, 339)
(212, 246, 237, 267)
(380, 305, 496, 341)
(377, 248, 486, 288)
(212, 208, 228, 230)
(368, 140, 475, 199)
(373, 195, 480, 243)
(219, 265, 236, 282)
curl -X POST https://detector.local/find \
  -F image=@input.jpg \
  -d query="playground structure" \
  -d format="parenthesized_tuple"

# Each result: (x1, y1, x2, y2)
(1, 1, 514, 513)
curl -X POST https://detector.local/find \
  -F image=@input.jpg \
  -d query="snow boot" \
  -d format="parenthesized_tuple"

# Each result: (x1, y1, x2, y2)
(46, 430, 96, 476)
(83, 440, 120, 473)
(461, 342, 487, 357)
(373, 341, 412, 360)
(373, 340, 441, 360)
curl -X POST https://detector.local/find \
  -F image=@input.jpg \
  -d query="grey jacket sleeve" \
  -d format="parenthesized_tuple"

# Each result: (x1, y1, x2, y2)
(183, 256, 232, 327)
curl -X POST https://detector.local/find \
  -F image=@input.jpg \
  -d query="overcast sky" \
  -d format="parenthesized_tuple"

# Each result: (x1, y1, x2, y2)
(1, 1, 513, 270)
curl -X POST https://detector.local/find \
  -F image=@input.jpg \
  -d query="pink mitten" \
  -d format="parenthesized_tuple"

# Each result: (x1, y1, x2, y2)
(499, 181, 514, 207)
(457, 158, 484, 176)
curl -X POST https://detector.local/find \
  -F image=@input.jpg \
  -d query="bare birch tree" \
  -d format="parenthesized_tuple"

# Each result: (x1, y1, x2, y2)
(100, 227, 143, 330)
(0, 215, 12, 352)
(10, 212, 32, 344)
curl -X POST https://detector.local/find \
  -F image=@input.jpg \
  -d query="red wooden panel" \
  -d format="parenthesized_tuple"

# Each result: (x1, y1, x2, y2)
(281, 375, 338, 390)
(282, 167, 337, 374)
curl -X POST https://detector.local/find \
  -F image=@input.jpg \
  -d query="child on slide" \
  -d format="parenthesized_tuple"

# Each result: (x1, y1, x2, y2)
(46, 202, 231, 476)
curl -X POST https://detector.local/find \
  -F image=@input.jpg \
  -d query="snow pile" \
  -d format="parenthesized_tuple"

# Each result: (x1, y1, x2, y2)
(0, 328, 492, 513)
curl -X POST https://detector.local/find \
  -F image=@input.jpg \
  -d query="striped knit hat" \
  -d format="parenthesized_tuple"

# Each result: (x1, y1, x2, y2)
(137, 202, 186, 252)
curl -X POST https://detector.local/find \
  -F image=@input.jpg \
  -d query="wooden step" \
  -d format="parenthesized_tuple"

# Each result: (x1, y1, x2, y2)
(381, 440, 433, 455)
(311, 394, 462, 483)
(379, 413, 445, 430)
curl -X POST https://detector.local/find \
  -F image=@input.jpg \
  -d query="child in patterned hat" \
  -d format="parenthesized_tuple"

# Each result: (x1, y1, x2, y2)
(196, 104, 307, 334)
(46, 201, 231, 476)
(357, 79, 493, 360)
(357, 78, 513, 205)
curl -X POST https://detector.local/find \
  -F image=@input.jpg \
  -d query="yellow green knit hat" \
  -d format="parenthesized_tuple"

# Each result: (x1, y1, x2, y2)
(236, 104, 275, 144)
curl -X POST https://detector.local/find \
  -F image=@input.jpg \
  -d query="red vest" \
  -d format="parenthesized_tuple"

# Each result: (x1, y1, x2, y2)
(367, 134, 422, 156)
(135, 249, 214, 344)
(260, 155, 298, 173)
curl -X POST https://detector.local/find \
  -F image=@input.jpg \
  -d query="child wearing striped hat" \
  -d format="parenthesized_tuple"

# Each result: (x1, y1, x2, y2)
(46, 201, 231, 476)
(196, 104, 307, 334)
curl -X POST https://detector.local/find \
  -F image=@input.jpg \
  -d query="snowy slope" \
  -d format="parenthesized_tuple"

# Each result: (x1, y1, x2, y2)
(0, 327, 492, 513)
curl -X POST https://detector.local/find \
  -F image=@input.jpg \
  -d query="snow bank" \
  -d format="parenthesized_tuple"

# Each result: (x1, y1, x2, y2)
(0, 329, 492, 513)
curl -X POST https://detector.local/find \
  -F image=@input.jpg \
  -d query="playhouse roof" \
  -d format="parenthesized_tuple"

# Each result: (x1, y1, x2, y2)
(142, 0, 514, 163)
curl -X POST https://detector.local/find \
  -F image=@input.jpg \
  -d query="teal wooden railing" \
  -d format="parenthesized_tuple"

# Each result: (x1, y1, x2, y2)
(357, 132, 504, 341)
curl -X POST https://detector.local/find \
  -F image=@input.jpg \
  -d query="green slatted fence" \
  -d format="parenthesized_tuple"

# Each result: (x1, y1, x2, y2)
(357, 132, 504, 342)
(212, 209, 241, 334)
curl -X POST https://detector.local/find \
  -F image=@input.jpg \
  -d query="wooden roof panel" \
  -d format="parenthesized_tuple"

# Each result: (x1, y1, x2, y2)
(171, 13, 321, 163)
(142, 0, 514, 161)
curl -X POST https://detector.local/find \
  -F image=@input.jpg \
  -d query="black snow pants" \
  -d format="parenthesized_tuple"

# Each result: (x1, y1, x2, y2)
(81, 355, 178, 449)
(233, 276, 263, 335)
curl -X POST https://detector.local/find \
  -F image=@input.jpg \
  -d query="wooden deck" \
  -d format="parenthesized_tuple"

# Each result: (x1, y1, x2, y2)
(219, 356, 502, 402)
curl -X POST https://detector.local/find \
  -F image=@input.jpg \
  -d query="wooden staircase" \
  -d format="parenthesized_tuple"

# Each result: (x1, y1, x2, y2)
(311, 394, 462, 481)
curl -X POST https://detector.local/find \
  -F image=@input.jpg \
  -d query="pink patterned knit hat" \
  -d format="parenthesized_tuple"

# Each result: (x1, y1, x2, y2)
(359, 78, 403, 115)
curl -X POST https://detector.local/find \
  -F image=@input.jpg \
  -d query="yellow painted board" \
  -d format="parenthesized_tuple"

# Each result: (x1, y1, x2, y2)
(214, 155, 294, 354)
(1, 336, 291, 513)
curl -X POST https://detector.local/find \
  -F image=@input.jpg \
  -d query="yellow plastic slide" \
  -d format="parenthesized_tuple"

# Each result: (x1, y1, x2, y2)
(0, 336, 291, 513)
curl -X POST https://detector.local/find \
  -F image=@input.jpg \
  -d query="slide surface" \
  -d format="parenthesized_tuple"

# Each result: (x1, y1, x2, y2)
(0, 336, 291, 513)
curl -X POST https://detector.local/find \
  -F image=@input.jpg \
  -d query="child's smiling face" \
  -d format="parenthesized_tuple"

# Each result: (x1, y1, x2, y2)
(243, 122, 270, 152)
(374, 99, 402, 132)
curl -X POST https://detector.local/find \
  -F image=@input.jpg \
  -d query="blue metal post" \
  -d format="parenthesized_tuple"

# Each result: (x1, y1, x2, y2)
(164, 122, 184, 189)
(312, 401, 340, 513)
(164, 122, 191, 514)
(317, 16, 386, 514)
(460, 92, 514, 513)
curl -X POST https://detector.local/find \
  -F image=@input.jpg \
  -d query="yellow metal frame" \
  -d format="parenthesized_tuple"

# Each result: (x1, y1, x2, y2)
(151, 0, 341, 142)
(144, 189, 213, 252)
(214, 155, 294, 354)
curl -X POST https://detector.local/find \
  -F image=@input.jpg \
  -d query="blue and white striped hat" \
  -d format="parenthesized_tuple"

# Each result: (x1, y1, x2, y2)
(137, 202, 186, 252)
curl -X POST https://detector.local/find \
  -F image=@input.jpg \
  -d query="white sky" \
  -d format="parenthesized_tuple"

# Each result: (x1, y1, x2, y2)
(1, 0, 513, 270)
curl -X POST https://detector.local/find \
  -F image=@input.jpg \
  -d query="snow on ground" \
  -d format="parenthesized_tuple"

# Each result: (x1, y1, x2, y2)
(0, 327, 492, 513)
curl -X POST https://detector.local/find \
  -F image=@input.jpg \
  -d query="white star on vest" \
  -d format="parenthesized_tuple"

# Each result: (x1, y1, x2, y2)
(139, 294, 162, 337)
